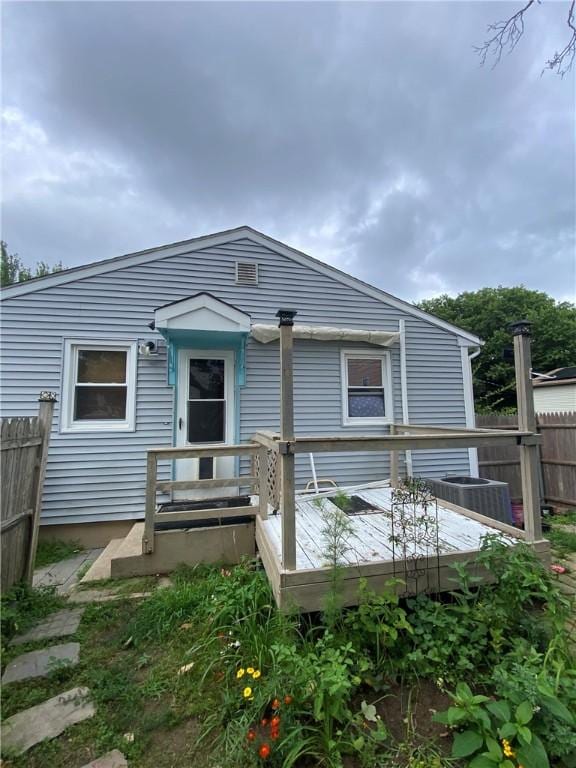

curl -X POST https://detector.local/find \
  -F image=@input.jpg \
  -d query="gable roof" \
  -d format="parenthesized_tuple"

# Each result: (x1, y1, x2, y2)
(0, 225, 482, 345)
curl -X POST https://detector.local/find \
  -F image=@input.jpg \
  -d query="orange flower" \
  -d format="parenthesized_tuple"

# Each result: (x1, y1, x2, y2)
(247, 729, 256, 741)
(271, 698, 281, 710)
(261, 718, 269, 727)
(270, 729, 280, 740)
(270, 715, 281, 728)
(259, 743, 271, 759)
(284, 695, 293, 705)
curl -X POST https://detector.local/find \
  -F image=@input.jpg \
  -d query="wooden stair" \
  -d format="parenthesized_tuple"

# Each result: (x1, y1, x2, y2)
(82, 517, 256, 582)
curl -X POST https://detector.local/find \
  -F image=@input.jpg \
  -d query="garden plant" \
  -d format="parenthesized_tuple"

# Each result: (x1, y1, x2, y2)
(1, 527, 574, 767)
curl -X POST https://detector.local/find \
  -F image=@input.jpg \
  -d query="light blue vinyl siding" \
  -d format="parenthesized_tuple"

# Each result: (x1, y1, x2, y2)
(0, 237, 471, 525)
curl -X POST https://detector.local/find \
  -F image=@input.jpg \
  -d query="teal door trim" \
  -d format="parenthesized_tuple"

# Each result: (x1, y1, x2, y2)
(157, 328, 248, 478)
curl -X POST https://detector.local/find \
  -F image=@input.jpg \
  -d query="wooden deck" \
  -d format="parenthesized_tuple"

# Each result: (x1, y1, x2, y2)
(255, 481, 549, 611)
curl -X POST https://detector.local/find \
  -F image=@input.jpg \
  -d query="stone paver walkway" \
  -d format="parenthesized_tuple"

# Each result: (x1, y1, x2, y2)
(80, 749, 128, 768)
(34, 548, 103, 595)
(1, 686, 95, 755)
(2, 642, 80, 684)
(10, 607, 85, 646)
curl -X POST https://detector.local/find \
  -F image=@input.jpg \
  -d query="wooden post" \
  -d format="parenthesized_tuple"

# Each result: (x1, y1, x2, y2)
(258, 445, 269, 520)
(511, 320, 542, 542)
(25, 392, 56, 584)
(389, 424, 399, 488)
(143, 451, 157, 554)
(276, 308, 297, 571)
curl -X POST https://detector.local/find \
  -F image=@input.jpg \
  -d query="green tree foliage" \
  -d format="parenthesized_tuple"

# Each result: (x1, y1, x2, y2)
(1, 241, 63, 286)
(419, 287, 576, 412)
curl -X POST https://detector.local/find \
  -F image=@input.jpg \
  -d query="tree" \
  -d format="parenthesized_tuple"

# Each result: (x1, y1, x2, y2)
(1, 241, 63, 286)
(475, 0, 576, 77)
(418, 287, 576, 413)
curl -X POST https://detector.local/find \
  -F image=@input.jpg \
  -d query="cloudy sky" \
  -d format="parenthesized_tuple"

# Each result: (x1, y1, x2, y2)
(2, 1, 575, 302)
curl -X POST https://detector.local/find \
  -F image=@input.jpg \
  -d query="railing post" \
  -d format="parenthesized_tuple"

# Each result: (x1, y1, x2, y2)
(389, 424, 399, 488)
(511, 320, 542, 542)
(25, 392, 56, 585)
(258, 446, 269, 520)
(277, 308, 297, 571)
(143, 451, 157, 554)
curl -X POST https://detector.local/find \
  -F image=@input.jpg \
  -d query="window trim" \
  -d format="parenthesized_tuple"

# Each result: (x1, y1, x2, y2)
(61, 339, 137, 433)
(340, 349, 393, 426)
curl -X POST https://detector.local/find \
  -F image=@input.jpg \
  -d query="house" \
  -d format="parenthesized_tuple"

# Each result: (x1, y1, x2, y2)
(533, 367, 576, 414)
(0, 226, 483, 546)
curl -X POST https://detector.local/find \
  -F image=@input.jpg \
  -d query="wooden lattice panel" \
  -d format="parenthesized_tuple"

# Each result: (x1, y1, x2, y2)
(253, 449, 280, 511)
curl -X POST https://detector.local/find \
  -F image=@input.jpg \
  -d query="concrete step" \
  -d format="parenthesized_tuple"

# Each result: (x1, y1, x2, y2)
(80, 538, 124, 583)
(113, 523, 145, 561)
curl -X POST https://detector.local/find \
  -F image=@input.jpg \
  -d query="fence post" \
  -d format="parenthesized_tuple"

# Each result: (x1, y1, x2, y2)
(511, 321, 542, 543)
(25, 392, 56, 584)
(277, 308, 297, 571)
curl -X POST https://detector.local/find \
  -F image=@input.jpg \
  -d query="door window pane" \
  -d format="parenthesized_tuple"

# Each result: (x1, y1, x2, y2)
(78, 350, 127, 384)
(74, 386, 127, 420)
(188, 401, 225, 443)
(189, 359, 225, 399)
(199, 456, 214, 479)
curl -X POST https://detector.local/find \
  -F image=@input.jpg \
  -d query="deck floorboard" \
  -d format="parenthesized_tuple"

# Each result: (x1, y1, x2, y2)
(260, 483, 521, 573)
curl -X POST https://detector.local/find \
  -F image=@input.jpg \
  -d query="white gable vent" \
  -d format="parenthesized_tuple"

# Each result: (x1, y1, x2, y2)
(235, 261, 259, 286)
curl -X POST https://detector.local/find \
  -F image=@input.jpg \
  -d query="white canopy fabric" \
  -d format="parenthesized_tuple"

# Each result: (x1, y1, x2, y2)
(250, 324, 400, 347)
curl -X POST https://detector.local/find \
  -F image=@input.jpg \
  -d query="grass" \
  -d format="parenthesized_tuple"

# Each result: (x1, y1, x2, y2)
(1, 582, 66, 652)
(548, 509, 576, 558)
(1, 584, 216, 768)
(35, 538, 83, 569)
(1, 545, 573, 768)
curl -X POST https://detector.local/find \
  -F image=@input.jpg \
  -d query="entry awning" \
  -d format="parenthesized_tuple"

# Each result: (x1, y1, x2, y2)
(250, 324, 400, 347)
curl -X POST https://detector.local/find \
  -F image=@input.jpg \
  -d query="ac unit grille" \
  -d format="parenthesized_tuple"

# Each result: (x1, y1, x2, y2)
(236, 261, 258, 285)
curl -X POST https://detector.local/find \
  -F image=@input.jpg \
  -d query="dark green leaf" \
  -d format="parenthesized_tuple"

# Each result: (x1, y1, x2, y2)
(487, 700, 511, 722)
(515, 701, 533, 726)
(516, 734, 550, 768)
(452, 730, 484, 758)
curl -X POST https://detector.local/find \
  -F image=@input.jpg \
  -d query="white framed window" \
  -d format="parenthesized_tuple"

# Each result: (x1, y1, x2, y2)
(341, 349, 393, 426)
(61, 339, 137, 432)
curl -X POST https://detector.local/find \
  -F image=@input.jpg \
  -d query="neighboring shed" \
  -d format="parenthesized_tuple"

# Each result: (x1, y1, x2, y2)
(533, 367, 576, 414)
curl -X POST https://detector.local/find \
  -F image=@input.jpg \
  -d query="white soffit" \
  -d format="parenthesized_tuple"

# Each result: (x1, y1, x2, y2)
(155, 293, 251, 333)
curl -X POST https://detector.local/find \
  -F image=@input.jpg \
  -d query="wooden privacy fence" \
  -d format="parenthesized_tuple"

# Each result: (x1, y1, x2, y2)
(476, 412, 576, 508)
(1, 393, 56, 592)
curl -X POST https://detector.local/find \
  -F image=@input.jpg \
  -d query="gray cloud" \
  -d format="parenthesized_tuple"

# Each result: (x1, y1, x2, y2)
(2, 1, 574, 301)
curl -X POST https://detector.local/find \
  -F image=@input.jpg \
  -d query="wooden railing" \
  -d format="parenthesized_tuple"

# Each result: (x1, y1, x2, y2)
(250, 423, 544, 571)
(143, 442, 272, 554)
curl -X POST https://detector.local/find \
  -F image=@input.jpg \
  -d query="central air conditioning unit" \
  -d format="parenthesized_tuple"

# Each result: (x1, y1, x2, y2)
(423, 476, 512, 525)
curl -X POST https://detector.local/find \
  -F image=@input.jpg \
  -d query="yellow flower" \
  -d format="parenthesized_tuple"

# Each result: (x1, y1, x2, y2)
(243, 686, 252, 698)
(247, 667, 255, 675)
(236, 668, 245, 679)
(252, 670, 261, 679)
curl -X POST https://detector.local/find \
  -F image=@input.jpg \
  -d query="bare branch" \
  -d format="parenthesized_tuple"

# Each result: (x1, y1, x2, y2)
(543, 0, 576, 76)
(475, 0, 575, 76)
(474, 0, 536, 69)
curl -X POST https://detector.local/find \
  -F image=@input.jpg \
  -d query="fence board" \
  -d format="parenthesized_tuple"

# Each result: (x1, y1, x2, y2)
(1, 397, 55, 592)
(477, 412, 576, 507)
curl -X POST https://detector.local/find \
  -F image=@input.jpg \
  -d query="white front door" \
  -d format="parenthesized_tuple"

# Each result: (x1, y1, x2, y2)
(175, 349, 236, 499)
